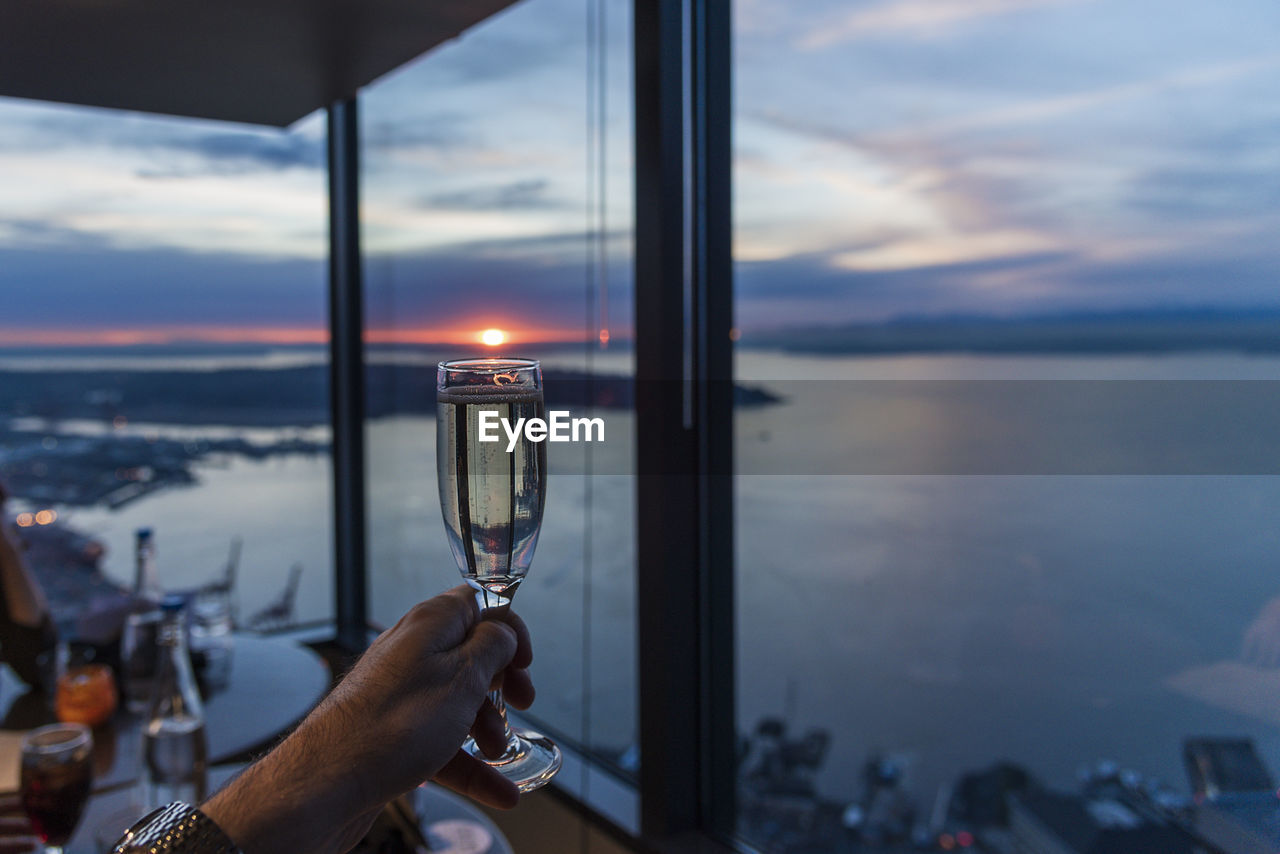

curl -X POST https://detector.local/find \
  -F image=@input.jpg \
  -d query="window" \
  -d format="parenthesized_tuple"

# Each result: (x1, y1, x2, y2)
(733, 0, 1280, 850)
(361, 0, 638, 787)
(0, 99, 332, 634)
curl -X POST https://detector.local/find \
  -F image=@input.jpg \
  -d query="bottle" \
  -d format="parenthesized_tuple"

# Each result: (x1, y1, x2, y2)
(123, 528, 164, 714)
(133, 528, 162, 604)
(143, 596, 208, 809)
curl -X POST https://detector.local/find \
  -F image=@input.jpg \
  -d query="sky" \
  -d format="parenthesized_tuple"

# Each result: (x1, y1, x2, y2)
(0, 0, 1277, 346)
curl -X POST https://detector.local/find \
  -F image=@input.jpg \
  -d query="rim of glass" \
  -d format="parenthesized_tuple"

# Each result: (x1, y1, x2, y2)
(22, 722, 91, 754)
(438, 357, 540, 373)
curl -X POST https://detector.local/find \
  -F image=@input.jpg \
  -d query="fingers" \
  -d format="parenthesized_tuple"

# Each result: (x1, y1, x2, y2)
(470, 697, 510, 759)
(433, 749, 520, 810)
(484, 609, 533, 670)
(463, 619, 518, 683)
(502, 667, 535, 710)
(398, 586, 479, 652)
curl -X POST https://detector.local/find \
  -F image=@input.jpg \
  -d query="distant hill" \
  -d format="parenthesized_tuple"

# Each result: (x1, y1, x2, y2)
(0, 365, 777, 428)
(742, 308, 1280, 355)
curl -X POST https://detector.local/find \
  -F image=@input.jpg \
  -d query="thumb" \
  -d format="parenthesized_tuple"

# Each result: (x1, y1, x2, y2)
(463, 619, 518, 684)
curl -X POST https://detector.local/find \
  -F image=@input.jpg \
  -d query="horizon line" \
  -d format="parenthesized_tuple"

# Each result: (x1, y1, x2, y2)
(0, 325, 618, 348)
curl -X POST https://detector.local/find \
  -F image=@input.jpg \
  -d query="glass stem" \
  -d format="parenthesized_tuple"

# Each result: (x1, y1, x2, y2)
(489, 688, 522, 759)
(475, 588, 522, 760)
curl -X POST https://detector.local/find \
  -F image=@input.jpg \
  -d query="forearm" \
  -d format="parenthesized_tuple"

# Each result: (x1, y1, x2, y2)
(201, 699, 382, 854)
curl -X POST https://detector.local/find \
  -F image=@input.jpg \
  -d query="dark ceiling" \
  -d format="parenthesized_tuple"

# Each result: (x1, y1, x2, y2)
(0, 0, 520, 127)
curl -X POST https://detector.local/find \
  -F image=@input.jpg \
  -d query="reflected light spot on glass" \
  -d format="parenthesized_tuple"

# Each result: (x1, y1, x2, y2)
(15, 513, 34, 528)
(34, 509, 56, 525)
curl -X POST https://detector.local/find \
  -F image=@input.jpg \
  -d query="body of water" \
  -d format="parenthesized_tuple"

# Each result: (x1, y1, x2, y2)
(16, 348, 1280, 809)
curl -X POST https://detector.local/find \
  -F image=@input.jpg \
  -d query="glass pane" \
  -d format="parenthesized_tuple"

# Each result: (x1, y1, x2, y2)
(734, 1, 1280, 851)
(0, 100, 333, 637)
(361, 0, 637, 778)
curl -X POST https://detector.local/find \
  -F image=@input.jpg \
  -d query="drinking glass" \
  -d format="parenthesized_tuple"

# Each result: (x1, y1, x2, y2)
(189, 589, 234, 690)
(436, 358, 561, 791)
(20, 723, 94, 853)
(55, 661, 117, 728)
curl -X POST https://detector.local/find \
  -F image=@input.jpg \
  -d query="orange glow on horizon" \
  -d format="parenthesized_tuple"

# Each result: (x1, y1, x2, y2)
(365, 325, 592, 346)
(0, 324, 619, 348)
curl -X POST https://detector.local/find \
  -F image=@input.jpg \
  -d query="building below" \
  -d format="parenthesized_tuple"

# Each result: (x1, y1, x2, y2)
(1185, 738, 1276, 800)
(1009, 790, 1208, 854)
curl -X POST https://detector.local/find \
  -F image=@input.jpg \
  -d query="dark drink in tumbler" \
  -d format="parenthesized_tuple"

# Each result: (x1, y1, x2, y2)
(20, 723, 93, 853)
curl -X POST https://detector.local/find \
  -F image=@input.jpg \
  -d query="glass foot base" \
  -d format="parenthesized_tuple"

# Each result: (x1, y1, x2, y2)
(464, 729, 562, 793)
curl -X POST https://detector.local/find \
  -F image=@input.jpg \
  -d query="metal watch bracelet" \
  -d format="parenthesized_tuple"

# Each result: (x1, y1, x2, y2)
(110, 802, 243, 854)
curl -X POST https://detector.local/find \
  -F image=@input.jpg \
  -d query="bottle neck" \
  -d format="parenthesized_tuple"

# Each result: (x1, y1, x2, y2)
(136, 548, 161, 600)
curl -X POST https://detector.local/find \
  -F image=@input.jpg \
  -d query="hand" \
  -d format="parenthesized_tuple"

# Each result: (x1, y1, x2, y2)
(0, 794, 38, 854)
(202, 585, 535, 854)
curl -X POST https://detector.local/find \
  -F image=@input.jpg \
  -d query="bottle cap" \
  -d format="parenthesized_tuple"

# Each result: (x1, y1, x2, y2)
(136, 527, 153, 540)
(161, 594, 186, 613)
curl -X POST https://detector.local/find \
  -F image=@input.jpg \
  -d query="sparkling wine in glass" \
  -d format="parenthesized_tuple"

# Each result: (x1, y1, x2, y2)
(437, 357, 561, 791)
(20, 723, 93, 853)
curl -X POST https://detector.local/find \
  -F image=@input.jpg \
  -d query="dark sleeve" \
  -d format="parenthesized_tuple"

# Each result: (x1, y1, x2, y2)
(0, 580, 57, 686)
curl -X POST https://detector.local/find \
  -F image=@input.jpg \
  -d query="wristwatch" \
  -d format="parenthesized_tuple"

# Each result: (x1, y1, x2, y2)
(109, 802, 243, 854)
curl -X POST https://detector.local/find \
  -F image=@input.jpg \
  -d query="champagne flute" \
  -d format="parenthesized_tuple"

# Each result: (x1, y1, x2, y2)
(436, 357, 561, 791)
(20, 723, 93, 854)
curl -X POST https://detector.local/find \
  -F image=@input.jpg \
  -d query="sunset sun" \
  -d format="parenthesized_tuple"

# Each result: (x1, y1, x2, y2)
(479, 328, 506, 347)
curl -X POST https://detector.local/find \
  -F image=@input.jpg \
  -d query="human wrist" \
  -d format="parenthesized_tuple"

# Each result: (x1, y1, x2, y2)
(110, 802, 242, 853)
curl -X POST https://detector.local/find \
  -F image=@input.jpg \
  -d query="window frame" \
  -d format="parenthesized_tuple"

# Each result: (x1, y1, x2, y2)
(327, 1, 738, 847)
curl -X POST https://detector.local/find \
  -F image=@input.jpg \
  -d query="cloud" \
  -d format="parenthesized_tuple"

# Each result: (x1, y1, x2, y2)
(0, 244, 326, 328)
(0, 104, 324, 176)
(867, 54, 1280, 140)
(0, 226, 633, 342)
(136, 133, 323, 176)
(361, 118, 472, 153)
(732, 237, 1280, 330)
(799, 0, 1089, 49)
(1129, 165, 1280, 222)
(422, 180, 562, 211)
(832, 230, 1062, 272)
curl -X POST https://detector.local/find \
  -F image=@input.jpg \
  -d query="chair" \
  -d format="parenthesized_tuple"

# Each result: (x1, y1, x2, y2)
(247, 563, 303, 632)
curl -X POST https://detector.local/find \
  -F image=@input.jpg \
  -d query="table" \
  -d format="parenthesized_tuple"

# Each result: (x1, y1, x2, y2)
(72, 767, 514, 854)
(1, 634, 330, 791)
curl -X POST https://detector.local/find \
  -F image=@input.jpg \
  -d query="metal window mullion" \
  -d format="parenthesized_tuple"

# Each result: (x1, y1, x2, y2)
(693, 0, 735, 838)
(635, 0, 734, 843)
(326, 98, 369, 653)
